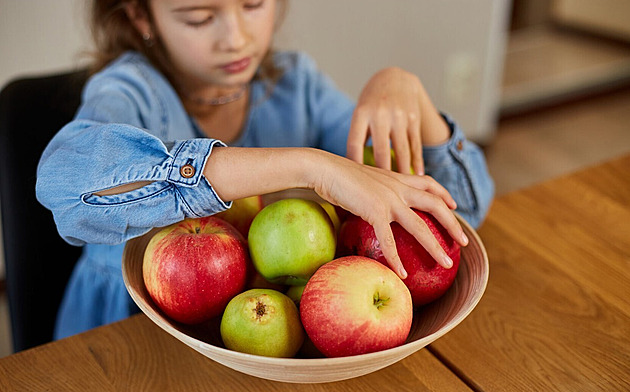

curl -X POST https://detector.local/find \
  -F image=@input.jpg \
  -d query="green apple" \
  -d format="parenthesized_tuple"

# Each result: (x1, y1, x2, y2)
(285, 284, 306, 306)
(248, 198, 336, 285)
(363, 146, 415, 174)
(220, 289, 304, 358)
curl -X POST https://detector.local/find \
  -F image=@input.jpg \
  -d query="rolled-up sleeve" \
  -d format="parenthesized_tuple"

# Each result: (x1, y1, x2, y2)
(35, 62, 231, 246)
(36, 121, 230, 246)
(423, 114, 494, 229)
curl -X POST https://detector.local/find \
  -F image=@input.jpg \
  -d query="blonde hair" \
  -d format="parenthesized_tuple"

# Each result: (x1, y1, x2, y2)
(88, 0, 287, 85)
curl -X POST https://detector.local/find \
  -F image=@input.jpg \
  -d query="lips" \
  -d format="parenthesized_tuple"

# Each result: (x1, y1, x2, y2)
(221, 57, 251, 74)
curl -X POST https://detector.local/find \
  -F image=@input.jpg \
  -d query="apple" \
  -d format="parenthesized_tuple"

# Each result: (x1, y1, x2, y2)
(285, 284, 306, 306)
(143, 217, 249, 324)
(337, 209, 460, 306)
(246, 269, 286, 292)
(214, 195, 263, 237)
(300, 256, 413, 357)
(220, 289, 305, 358)
(363, 145, 415, 174)
(248, 198, 336, 285)
(317, 200, 341, 234)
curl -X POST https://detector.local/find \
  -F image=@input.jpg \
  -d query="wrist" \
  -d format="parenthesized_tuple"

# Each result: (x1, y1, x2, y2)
(419, 87, 450, 146)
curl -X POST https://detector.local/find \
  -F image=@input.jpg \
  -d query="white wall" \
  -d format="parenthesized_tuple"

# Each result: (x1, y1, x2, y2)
(0, 0, 92, 87)
(0, 0, 511, 278)
(276, 0, 511, 143)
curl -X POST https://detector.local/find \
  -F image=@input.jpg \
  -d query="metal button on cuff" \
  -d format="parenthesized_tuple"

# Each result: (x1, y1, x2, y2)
(180, 164, 196, 178)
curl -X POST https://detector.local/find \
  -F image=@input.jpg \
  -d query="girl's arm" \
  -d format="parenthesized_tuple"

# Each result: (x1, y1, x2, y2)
(203, 146, 468, 279)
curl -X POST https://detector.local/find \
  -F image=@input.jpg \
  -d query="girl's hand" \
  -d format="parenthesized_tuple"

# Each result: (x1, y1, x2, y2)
(312, 151, 468, 279)
(347, 67, 450, 175)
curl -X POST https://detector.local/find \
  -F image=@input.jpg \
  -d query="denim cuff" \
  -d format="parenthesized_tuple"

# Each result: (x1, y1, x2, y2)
(422, 112, 467, 170)
(167, 139, 224, 187)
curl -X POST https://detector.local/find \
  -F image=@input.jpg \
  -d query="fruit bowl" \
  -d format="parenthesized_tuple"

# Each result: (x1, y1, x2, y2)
(122, 204, 488, 384)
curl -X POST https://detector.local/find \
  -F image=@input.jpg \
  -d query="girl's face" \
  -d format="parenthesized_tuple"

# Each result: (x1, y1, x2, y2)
(148, 0, 277, 90)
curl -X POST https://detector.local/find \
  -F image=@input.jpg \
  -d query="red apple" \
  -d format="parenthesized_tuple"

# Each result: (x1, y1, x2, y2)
(143, 217, 249, 324)
(337, 210, 460, 307)
(300, 256, 413, 357)
(214, 195, 264, 238)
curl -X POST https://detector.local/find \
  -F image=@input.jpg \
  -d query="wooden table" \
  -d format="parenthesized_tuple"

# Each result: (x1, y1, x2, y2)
(1, 155, 629, 391)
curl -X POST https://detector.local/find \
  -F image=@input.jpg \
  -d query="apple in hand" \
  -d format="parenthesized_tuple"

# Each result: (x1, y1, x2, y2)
(214, 195, 263, 237)
(248, 198, 336, 285)
(143, 217, 248, 324)
(220, 289, 305, 358)
(338, 210, 460, 306)
(300, 256, 413, 357)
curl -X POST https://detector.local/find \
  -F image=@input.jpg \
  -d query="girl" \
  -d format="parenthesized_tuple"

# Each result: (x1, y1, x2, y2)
(36, 0, 494, 339)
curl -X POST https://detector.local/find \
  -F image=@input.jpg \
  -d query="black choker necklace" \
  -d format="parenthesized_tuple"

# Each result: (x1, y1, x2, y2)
(187, 85, 248, 106)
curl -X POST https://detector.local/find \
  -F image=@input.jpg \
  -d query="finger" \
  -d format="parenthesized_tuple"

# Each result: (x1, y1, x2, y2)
(371, 111, 392, 171)
(410, 194, 468, 247)
(396, 173, 458, 210)
(408, 111, 424, 175)
(347, 108, 370, 163)
(396, 208, 455, 269)
(391, 110, 412, 174)
(372, 220, 407, 279)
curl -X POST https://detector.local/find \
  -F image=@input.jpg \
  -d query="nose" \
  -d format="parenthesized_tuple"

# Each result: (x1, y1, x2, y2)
(217, 12, 248, 52)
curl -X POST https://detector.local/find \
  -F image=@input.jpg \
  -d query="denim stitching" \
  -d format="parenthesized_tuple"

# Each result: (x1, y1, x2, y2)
(81, 183, 173, 207)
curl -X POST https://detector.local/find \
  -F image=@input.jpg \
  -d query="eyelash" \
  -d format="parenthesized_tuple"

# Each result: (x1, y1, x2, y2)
(244, 0, 265, 10)
(185, 1, 264, 28)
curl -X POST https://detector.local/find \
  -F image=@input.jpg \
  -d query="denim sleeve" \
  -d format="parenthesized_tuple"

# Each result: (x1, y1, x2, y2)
(293, 52, 354, 156)
(36, 120, 231, 246)
(423, 114, 494, 229)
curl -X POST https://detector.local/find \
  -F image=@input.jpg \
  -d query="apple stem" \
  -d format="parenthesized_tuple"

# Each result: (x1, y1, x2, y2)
(195, 226, 201, 234)
(373, 292, 390, 309)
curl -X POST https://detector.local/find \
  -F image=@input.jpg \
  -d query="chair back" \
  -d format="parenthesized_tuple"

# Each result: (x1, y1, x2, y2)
(0, 70, 88, 352)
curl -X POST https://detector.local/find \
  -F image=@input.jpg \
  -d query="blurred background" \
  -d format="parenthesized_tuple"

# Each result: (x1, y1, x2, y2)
(1, 0, 629, 356)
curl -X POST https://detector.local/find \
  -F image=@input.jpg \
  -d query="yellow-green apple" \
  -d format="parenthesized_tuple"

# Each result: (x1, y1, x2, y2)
(363, 145, 415, 174)
(248, 198, 336, 285)
(220, 289, 305, 357)
(214, 195, 263, 237)
(317, 200, 341, 234)
(337, 209, 460, 306)
(300, 256, 413, 357)
(143, 217, 249, 324)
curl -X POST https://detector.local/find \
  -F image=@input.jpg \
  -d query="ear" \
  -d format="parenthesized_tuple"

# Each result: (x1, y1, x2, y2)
(124, 1, 152, 37)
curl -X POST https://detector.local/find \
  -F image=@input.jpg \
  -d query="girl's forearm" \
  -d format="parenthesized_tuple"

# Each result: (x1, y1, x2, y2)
(203, 146, 326, 202)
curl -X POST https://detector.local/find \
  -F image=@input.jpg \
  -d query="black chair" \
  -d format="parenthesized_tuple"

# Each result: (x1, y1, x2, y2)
(0, 69, 88, 352)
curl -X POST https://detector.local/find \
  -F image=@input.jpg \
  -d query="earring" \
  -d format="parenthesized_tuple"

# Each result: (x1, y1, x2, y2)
(142, 32, 154, 47)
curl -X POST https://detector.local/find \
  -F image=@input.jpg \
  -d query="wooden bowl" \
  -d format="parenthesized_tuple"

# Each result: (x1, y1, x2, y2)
(122, 205, 488, 384)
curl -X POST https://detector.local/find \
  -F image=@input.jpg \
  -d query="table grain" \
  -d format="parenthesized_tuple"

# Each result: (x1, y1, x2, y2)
(430, 154, 630, 391)
(1, 155, 628, 391)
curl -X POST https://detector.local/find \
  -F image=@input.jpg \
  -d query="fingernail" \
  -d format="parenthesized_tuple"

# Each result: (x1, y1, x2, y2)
(461, 232, 469, 245)
(399, 268, 408, 279)
(442, 255, 453, 269)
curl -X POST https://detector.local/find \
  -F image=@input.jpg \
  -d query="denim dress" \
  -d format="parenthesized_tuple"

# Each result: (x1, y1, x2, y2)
(36, 51, 494, 339)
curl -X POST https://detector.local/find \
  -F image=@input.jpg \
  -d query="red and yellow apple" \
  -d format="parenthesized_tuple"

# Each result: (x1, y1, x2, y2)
(337, 210, 460, 306)
(248, 198, 336, 285)
(220, 289, 305, 358)
(214, 195, 264, 238)
(300, 256, 413, 357)
(143, 217, 249, 324)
